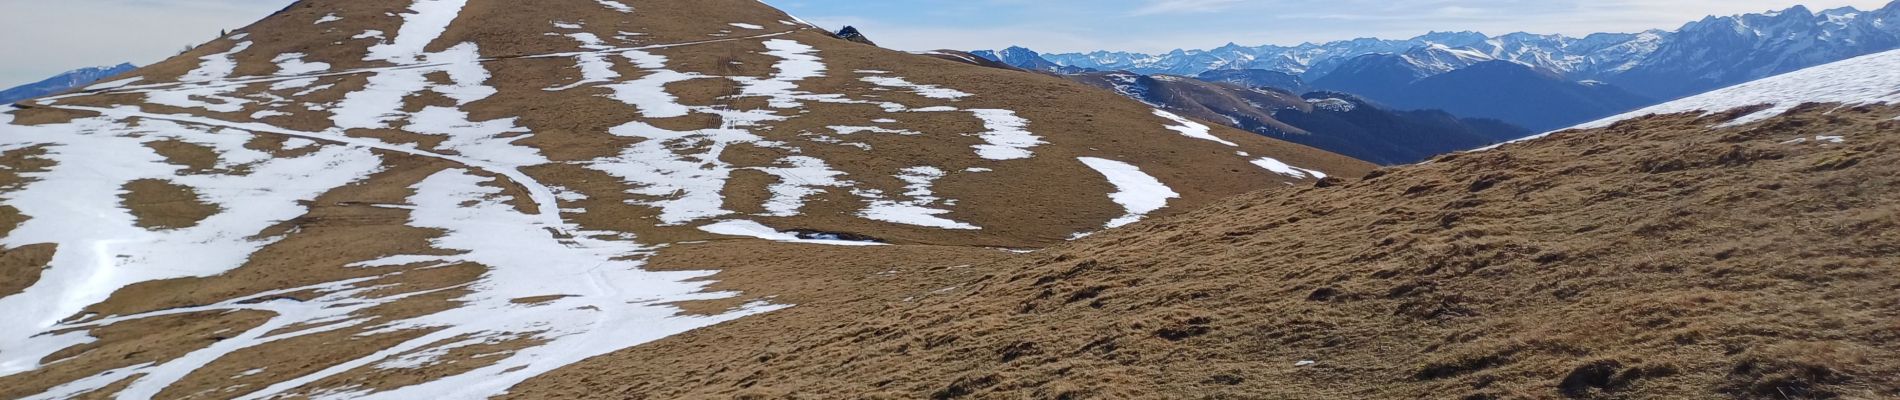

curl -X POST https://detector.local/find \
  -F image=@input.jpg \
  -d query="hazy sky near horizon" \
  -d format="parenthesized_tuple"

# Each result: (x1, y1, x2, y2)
(0, 0, 1891, 88)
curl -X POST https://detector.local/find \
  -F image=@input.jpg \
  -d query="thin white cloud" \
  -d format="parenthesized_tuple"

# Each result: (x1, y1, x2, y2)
(1131, 0, 1245, 15)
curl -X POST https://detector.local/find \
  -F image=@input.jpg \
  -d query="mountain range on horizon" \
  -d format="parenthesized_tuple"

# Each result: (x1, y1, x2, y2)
(0, 63, 137, 105)
(3, 0, 1900, 398)
(979, 1, 1900, 102)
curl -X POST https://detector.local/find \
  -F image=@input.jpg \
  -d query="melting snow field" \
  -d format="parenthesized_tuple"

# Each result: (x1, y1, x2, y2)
(0, 113, 386, 375)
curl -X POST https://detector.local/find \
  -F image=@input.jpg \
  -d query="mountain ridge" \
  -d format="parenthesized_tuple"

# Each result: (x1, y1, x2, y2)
(990, 1, 1900, 101)
(0, 63, 137, 104)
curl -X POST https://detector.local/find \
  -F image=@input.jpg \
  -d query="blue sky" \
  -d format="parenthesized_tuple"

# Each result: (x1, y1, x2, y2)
(1, 0, 1891, 88)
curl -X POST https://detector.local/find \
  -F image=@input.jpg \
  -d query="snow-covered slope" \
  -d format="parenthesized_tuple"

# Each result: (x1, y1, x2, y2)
(1572, 48, 1900, 130)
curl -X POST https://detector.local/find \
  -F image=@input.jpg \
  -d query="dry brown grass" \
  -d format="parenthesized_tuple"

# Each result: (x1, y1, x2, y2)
(507, 104, 1900, 399)
(120, 179, 221, 230)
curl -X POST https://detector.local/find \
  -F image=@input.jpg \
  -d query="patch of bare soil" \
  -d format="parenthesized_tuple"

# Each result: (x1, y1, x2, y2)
(0, 244, 54, 298)
(0, 145, 51, 238)
(120, 179, 221, 230)
(144, 140, 222, 173)
(506, 104, 1900, 399)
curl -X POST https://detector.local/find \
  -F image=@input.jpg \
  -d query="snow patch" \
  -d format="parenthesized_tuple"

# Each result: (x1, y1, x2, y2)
(858, 167, 979, 230)
(591, 121, 762, 225)
(969, 109, 1043, 160)
(365, 0, 469, 64)
(1154, 109, 1238, 146)
(700, 220, 883, 246)
(1078, 157, 1179, 228)
(545, 33, 622, 91)
(831, 125, 921, 135)
(1306, 97, 1357, 112)
(754, 156, 849, 217)
(595, 0, 632, 13)
(860, 75, 973, 100)
(144, 40, 254, 112)
(271, 53, 331, 76)
(1251, 157, 1328, 180)
(735, 39, 827, 108)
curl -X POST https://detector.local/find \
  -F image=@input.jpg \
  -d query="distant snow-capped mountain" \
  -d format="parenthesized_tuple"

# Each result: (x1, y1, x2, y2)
(0, 63, 137, 104)
(989, 1, 1900, 101)
(1611, 3, 1900, 99)
(970, 47, 1087, 74)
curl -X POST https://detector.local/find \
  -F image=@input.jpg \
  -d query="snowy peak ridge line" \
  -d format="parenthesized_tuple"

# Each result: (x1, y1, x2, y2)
(999, 1, 1900, 99)
(0, 0, 1373, 398)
